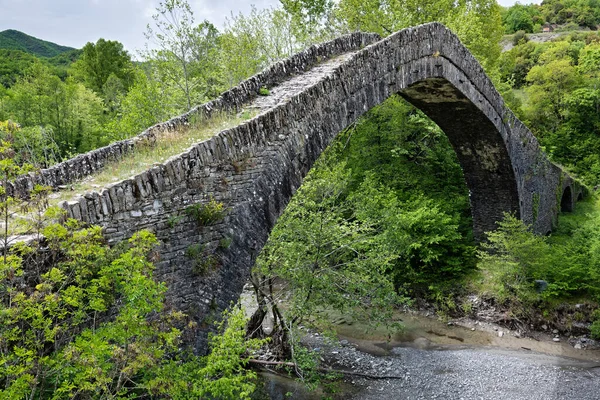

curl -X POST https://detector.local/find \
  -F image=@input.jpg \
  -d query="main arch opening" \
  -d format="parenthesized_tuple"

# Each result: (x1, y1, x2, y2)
(399, 78, 520, 240)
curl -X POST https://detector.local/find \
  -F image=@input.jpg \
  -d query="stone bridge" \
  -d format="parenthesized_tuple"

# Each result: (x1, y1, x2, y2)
(12, 23, 584, 350)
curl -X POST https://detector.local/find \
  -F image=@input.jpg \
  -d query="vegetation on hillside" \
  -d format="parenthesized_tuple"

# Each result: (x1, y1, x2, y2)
(499, 30, 600, 186)
(0, 29, 75, 58)
(501, 0, 600, 34)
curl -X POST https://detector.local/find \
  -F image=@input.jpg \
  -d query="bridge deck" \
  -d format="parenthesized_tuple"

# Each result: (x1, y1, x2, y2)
(250, 52, 357, 112)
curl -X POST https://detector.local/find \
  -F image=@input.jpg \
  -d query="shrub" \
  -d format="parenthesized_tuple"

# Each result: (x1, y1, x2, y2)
(513, 30, 529, 46)
(186, 197, 226, 225)
(591, 309, 600, 339)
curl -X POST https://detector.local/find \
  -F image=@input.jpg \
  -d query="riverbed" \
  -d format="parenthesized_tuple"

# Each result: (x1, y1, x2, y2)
(256, 310, 600, 399)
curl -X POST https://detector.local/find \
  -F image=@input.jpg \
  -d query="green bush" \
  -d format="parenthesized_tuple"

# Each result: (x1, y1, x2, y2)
(477, 204, 600, 306)
(186, 197, 226, 225)
(186, 243, 221, 275)
(0, 221, 262, 399)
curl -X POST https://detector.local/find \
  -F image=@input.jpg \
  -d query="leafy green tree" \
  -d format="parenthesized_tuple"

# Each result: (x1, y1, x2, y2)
(0, 120, 59, 167)
(145, 0, 221, 110)
(220, 6, 312, 88)
(69, 38, 134, 96)
(148, 307, 265, 399)
(288, 0, 503, 72)
(477, 214, 550, 304)
(4, 62, 106, 156)
(251, 160, 402, 360)
(107, 67, 179, 140)
(503, 4, 540, 33)
(280, 0, 337, 43)
(524, 58, 581, 133)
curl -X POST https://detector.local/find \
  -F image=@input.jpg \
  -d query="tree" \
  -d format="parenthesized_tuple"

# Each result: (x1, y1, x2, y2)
(69, 38, 134, 96)
(285, 0, 503, 73)
(107, 67, 179, 140)
(145, 0, 220, 111)
(220, 6, 314, 89)
(250, 160, 402, 363)
(524, 58, 581, 132)
(503, 4, 538, 33)
(4, 62, 106, 156)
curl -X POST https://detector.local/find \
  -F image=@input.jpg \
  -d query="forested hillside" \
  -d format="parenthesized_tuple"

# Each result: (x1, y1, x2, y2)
(0, 29, 75, 57)
(500, 30, 600, 185)
(1, 0, 600, 398)
(502, 0, 600, 33)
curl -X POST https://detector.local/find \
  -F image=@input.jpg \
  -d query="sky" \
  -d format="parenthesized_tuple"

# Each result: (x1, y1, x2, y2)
(0, 0, 531, 55)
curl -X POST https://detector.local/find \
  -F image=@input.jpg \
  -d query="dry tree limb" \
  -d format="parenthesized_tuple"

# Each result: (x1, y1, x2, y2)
(248, 359, 405, 380)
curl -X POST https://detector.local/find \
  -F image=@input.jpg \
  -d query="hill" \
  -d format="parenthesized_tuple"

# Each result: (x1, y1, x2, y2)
(0, 29, 75, 58)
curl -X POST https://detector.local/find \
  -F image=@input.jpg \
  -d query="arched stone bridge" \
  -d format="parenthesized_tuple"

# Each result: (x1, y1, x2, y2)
(18, 23, 583, 350)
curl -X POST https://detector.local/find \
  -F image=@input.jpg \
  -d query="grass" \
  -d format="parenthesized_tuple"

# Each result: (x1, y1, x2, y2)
(49, 109, 257, 205)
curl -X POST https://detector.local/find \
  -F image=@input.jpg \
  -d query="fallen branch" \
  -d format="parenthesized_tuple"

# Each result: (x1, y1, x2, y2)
(248, 359, 405, 380)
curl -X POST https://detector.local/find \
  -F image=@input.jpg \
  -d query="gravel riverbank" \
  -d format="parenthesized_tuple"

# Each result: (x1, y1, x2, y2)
(298, 331, 600, 400)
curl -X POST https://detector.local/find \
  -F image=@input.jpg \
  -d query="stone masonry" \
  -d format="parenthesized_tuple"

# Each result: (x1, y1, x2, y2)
(12, 23, 584, 351)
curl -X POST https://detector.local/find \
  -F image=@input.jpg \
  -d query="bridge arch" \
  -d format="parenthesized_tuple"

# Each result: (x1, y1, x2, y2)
(57, 23, 584, 351)
(561, 186, 573, 213)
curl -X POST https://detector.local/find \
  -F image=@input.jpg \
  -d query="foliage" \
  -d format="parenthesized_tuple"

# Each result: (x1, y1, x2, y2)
(220, 6, 317, 89)
(327, 0, 504, 72)
(255, 161, 401, 324)
(186, 243, 220, 275)
(592, 309, 600, 339)
(503, 3, 541, 33)
(186, 197, 226, 226)
(0, 120, 60, 167)
(512, 30, 530, 46)
(336, 96, 476, 293)
(0, 49, 40, 88)
(69, 38, 135, 96)
(501, 0, 600, 33)
(147, 307, 266, 399)
(250, 158, 404, 375)
(0, 140, 36, 249)
(144, 0, 222, 110)
(2, 61, 106, 157)
(477, 206, 600, 308)
(106, 67, 179, 140)
(0, 208, 263, 399)
(501, 34, 600, 186)
(477, 214, 550, 304)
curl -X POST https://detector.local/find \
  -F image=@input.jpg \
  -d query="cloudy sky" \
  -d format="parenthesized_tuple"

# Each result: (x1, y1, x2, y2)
(1, 0, 530, 55)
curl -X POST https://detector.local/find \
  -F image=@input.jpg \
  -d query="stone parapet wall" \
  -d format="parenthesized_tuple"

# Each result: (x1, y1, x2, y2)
(6, 32, 380, 200)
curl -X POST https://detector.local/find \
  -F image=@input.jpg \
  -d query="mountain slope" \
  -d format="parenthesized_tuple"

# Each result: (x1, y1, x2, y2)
(0, 29, 74, 58)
